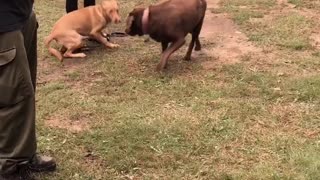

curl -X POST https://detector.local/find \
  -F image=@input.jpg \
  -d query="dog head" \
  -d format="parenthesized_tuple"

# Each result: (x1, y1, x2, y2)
(125, 7, 145, 36)
(101, 0, 121, 24)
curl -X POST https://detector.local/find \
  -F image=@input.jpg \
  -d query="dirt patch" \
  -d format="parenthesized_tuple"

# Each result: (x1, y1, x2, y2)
(198, 0, 261, 70)
(38, 55, 89, 82)
(45, 114, 90, 133)
(38, 48, 104, 94)
(40, 58, 96, 133)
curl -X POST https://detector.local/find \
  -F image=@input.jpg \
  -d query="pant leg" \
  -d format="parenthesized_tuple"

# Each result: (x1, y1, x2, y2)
(84, 0, 95, 7)
(0, 12, 38, 175)
(66, 0, 78, 13)
(22, 12, 38, 91)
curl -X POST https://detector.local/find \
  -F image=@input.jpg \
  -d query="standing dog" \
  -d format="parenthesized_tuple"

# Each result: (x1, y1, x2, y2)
(45, 0, 121, 61)
(125, 0, 207, 71)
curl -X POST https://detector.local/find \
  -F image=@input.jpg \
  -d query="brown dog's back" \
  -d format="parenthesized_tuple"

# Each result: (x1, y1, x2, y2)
(125, 0, 207, 71)
(147, 0, 206, 42)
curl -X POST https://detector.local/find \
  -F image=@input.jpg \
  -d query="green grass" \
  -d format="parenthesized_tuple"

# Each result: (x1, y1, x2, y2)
(223, 0, 276, 7)
(288, 75, 320, 102)
(221, 0, 315, 51)
(288, 0, 320, 10)
(222, 0, 275, 25)
(248, 13, 313, 50)
(288, 0, 303, 6)
(33, 0, 320, 179)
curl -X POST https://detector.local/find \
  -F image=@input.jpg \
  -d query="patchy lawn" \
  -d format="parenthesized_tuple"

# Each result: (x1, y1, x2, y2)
(34, 0, 319, 179)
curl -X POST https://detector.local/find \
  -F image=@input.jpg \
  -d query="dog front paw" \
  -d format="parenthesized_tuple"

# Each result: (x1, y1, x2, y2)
(183, 56, 191, 61)
(108, 43, 120, 48)
(156, 63, 166, 72)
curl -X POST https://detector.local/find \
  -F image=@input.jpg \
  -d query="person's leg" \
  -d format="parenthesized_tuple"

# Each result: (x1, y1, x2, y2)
(22, 12, 38, 91)
(0, 27, 37, 178)
(84, 0, 95, 7)
(22, 11, 56, 173)
(0, 12, 55, 179)
(66, 0, 78, 13)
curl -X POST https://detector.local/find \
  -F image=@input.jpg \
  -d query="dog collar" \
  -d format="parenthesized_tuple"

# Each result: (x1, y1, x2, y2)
(142, 7, 149, 34)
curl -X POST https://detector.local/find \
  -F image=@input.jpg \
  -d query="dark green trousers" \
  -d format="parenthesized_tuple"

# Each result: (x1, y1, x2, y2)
(0, 12, 38, 175)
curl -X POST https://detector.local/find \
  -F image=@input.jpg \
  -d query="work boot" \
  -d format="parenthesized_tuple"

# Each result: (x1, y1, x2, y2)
(0, 165, 35, 180)
(28, 154, 56, 172)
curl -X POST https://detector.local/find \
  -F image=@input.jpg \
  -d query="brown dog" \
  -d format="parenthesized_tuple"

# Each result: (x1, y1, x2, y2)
(45, 0, 121, 61)
(125, 0, 207, 71)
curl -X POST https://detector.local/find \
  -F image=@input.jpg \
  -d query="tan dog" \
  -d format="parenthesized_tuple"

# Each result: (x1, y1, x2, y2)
(45, 0, 121, 61)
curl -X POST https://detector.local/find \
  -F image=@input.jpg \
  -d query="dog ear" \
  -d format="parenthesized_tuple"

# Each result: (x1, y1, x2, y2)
(125, 15, 134, 34)
(100, 0, 108, 9)
(101, 0, 118, 11)
(126, 15, 134, 30)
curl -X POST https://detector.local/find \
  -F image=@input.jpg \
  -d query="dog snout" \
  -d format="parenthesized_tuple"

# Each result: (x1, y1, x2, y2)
(115, 16, 121, 24)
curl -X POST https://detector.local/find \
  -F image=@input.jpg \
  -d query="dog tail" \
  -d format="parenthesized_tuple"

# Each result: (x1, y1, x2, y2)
(45, 34, 63, 61)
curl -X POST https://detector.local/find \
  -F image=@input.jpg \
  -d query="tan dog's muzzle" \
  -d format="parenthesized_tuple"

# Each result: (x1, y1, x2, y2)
(114, 15, 121, 24)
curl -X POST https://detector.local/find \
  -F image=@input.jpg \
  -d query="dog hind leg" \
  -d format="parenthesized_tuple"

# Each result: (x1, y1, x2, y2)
(194, 16, 205, 51)
(63, 33, 87, 58)
(161, 42, 169, 52)
(157, 38, 185, 71)
(184, 33, 197, 61)
(184, 16, 206, 60)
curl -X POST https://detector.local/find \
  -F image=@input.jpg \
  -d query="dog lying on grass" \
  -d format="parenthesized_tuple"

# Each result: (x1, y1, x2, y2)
(45, 0, 121, 61)
(125, 0, 207, 71)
